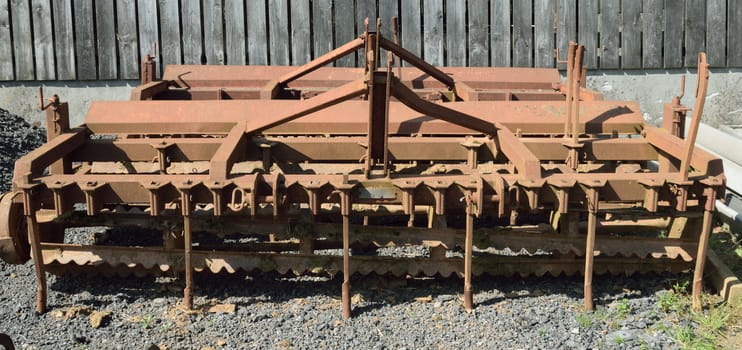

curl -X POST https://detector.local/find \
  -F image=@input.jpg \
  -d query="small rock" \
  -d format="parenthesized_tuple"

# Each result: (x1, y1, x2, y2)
(414, 295, 433, 303)
(570, 327, 579, 334)
(208, 303, 236, 314)
(89, 310, 112, 328)
(607, 329, 638, 344)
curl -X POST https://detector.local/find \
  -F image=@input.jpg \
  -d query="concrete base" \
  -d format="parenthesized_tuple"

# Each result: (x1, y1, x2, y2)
(0, 69, 740, 128)
(707, 249, 742, 306)
(587, 68, 742, 128)
(0, 81, 136, 127)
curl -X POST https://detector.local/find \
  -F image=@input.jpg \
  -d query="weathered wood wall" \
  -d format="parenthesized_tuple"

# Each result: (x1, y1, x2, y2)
(0, 0, 739, 81)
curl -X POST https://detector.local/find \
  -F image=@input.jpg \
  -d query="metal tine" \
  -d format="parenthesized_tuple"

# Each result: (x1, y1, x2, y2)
(583, 186, 599, 311)
(463, 194, 474, 312)
(571, 45, 585, 146)
(563, 42, 577, 138)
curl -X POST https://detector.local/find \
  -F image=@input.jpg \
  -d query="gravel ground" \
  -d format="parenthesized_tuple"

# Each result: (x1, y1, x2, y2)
(0, 108, 719, 349)
(0, 108, 46, 193)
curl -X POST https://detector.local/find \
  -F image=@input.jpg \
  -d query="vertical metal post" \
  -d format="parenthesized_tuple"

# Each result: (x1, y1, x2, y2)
(340, 190, 352, 319)
(183, 214, 193, 309)
(23, 190, 46, 313)
(563, 42, 576, 138)
(679, 53, 709, 182)
(692, 186, 717, 311)
(584, 187, 599, 311)
(179, 185, 194, 309)
(463, 197, 474, 312)
(571, 46, 585, 146)
(39, 88, 71, 174)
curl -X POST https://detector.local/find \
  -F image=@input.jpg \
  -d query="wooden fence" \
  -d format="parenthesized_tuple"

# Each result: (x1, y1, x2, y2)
(0, 0, 740, 81)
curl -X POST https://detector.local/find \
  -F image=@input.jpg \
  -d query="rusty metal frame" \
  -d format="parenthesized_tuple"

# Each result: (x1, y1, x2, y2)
(0, 24, 725, 317)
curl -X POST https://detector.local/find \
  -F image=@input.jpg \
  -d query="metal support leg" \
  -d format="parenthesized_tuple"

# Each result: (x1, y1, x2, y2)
(692, 209, 714, 311)
(341, 213, 351, 319)
(183, 214, 193, 309)
(463, 207, 474, 312)
(340, 189, 352, 319)
(22, 190, 46, 314)
(583, 187, 600, 311)
(27, 215, 46, 314)
(584, 208, 596, 311)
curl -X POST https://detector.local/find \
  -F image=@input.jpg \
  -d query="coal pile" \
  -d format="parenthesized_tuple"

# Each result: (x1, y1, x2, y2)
(0, 108, 46, 193)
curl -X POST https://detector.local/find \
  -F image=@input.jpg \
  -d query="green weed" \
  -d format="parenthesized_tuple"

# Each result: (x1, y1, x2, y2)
(141, 314, 155, 330)
(576, 312, 592, 328)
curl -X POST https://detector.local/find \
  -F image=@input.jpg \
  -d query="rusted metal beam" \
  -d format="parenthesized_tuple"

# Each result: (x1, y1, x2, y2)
(210, 124, 247, 180)
(644, 126, 724, 177)
(84, 100, 644, 135)
(13, 129, 88, 184)
(496, 124, 542, 180)
(130, 81, 171, 100)
(246, 79, 368, 134)
(164, 65, 560, 91)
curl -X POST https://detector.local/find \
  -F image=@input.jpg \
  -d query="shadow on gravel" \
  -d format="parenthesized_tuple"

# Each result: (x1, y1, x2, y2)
(48, 268, 693, 316)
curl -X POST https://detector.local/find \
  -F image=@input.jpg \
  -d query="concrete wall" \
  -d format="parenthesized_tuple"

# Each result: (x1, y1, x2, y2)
(588, 68, 742, 128)
(0, 69, 740, 128)
(0, 81, 136, 127)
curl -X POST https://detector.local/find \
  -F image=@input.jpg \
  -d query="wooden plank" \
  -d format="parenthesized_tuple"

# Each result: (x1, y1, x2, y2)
(356, 0, 376, 32)
(11, 0, 33, 80)
(556, 0, 576, 64)
(181, 0, 203, 65)
(268, 0, 289, 65)
(0, 1, 13, 80)
(356, 0, 376, 67)
(225, 0, 245, 65)
(621, 0, 642, 69)
(334, 0, 355, 66)
(312, 0, 333, 58)
(533, 0, 554, 68)
(423, 0, 443, 66)
(31, 0, 54, 80)
(705, 0, 726, 67)
(491, 0, 511, 67)
(512, 0, 532, 67)
(290, 0, 311, 65)
(116, 0, 138, 79)
(445, 0, 466, 66)
(378, 0, 399, 67)
(203, 0, 225, 65)
(400, 0, 421, 67)
(73, 0, 96, 80)
(599, 0, 620, 68)
(95, 0, 116, 79)
(137, 0, 159, 76)
(730, 0, 742, 66)
(0, 1, 12, 80)
(379, 0, 399, 38)
(641, 0, 663, 68)
(246, 0, 267, 65)
(664, 0, 684, 68)
(577, 0, 598, 68)
(684, 0, 705, 67)
(159, 0, 183, 67)
(467, 0, 489, 67)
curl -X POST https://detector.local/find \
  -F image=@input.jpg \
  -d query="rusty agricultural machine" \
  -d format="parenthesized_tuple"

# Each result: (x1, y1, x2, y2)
(0, 21, 725, 319)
